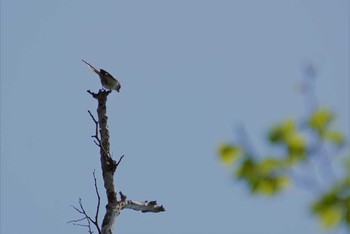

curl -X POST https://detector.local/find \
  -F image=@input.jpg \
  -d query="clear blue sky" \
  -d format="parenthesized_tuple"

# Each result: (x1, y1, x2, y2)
(1, 1, 349, 234)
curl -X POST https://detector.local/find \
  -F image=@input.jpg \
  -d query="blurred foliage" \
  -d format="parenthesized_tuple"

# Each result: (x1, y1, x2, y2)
(219, 144, 242, 165)
(308, 108, 334, 135)
(235, 157, 290, 195)
(219, 106, 349, 230)
(312, 176, 350, 228)
(268, 119, 307, 162)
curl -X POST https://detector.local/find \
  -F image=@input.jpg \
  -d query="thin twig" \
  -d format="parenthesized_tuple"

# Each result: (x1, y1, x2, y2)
(93, 170, 101, 234)
(235, 124, 257, 157)
(72, 223, 89, 227)
(88, 110, 99, 124)
(116, 155, 124, 167)
(88, 110, 101, 146)
(68, 198, 95, 234)
(88, 110, 116, 169)
(67, 216, 87, 224)
(69, 175, 102, 234)
(70, 204, 84, 214)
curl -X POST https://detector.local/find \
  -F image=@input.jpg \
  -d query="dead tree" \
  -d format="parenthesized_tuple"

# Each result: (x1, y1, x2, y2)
(69, 89, 165, 234)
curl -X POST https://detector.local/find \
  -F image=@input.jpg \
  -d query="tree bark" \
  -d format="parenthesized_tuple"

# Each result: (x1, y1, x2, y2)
(88, 90, 118, 234)
(88, 90, 164, 234)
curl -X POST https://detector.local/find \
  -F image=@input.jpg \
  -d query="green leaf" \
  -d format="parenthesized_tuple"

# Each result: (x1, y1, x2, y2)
(237, 157, 291, 196)
(308, 107, 334, 134)
(268, 119, 296, 143)
(219, 143, 242, 165)
(259, 158, 283, 173)
(236, 158, 256, 179)
(285, 132, 306, 158)
(324, 131, 345, 146)
(319, 207, 342, 228)
(251, 175, 290, 196)
(312, 178, 350, 230)
(312, 192, 338, 213)
(255, 178, 276, 196)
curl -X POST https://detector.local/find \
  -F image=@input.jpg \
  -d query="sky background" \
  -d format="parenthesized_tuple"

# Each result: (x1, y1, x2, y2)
(1, 0, 349, 234)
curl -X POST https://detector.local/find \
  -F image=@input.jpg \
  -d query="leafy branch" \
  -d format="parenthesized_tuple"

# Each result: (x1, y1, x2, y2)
(218, 64, 349, 230)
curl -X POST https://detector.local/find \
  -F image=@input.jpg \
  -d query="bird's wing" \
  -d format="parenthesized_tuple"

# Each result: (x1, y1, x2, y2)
(82, 59, 100, 75)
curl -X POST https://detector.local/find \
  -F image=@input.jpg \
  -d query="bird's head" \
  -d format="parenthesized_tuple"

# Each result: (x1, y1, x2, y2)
(100, 69, 109, 76)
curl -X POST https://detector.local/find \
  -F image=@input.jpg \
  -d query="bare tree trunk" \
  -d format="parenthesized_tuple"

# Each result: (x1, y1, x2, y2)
(92, 90, 119, 234)
(71, 89, 165, 234)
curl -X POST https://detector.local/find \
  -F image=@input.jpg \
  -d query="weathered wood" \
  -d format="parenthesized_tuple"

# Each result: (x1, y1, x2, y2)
(87, 89, 165, 234)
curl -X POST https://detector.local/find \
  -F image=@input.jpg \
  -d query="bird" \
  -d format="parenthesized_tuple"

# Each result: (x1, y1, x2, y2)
(82, 59, 121, 92)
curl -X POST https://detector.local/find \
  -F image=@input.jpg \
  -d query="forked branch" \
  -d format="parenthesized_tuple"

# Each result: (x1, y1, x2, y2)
(68, 171, 101, 234)
(119, 192, 165, 213)
(71, 89, 165, 234)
